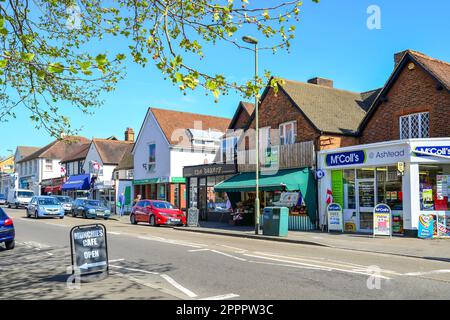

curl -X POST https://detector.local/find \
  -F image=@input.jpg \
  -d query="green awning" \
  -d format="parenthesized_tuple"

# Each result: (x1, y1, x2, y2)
(215, 168, 317, 223)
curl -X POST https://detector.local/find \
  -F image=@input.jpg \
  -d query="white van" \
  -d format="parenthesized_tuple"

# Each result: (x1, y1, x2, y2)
(7, 189, 35, 209)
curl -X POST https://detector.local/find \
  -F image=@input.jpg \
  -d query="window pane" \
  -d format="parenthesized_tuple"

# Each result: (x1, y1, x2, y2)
(420, 113, 430, 138)
(343, 169, 355, 209)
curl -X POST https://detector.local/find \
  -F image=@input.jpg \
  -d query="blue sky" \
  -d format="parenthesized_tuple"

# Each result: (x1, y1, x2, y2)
(1, 0, 449, 156)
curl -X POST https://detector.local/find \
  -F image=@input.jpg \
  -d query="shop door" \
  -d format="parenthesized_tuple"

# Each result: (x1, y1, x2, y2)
(356, 179, 376, 232)
(198, 178, 207, 220)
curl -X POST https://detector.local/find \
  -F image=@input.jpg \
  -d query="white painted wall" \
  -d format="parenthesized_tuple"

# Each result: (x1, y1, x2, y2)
(133, 111, 171, 180)
(169, 149, 217, 178)
(83, 143, 116, 183)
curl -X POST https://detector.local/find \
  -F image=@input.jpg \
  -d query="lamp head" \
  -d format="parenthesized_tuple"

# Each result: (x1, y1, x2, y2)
(242, 35, 258, 45)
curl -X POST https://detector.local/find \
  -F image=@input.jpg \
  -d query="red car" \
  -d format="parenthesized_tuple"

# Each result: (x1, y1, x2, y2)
(130, 200, 186, 226)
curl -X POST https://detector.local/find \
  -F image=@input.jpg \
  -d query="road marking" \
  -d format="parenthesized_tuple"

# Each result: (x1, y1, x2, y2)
(244, 253, 392, 279)
(46, 252, 53, 256)
(108, 232, 121, 235)
(44, 223, 68, 228)
(160, 274, 198, 298)
(188, 248, 210, 252)
(109, 259, 125, 263)
(109, 264, 159, 275)
(403, 269, 450, 276)
(138, 236, 207, 249)
(249, 260, 327, 271)
(200, 293, 240, 300)
(210, 250, 247, 262)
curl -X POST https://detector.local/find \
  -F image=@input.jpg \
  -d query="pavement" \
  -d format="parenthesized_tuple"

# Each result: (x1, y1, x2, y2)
(174, 221, 450, 261)
(3, 207, 450, 300)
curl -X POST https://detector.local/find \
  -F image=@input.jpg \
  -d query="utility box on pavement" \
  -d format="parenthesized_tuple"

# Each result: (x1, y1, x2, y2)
(262, 207, 289, 237)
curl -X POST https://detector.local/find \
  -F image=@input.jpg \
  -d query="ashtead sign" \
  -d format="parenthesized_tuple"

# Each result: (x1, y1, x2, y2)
(326, 150, 365, 167)
(373, 204, 392, 237)
(327, 203, 343, 232)
(70, 224, 109, 276)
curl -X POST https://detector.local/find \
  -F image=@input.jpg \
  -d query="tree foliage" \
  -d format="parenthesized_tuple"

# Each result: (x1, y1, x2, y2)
(0, 0, 318, 137)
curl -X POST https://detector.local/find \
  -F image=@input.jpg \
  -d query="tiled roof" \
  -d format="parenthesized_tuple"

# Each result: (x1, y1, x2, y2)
(17, 136, 89, 163)
(60, 143, 91, 163)
(92, 138, 133, 165)
(16, 146, 40, 160)
(408, 50, 450, 90)
(115, 144, 134, 170)
(150, 107, 230, 146)
(279, 79, 377, 135)
(229, 101, 255, 129)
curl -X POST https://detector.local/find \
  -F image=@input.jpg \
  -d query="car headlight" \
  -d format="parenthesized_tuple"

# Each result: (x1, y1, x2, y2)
(88, 209, 95, 213)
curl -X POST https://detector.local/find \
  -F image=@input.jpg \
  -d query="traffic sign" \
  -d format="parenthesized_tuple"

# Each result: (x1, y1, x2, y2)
(70, 224, 109, 277)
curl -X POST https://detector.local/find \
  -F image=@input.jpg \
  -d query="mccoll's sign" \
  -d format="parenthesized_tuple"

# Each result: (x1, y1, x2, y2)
(325, 150, 366, 167)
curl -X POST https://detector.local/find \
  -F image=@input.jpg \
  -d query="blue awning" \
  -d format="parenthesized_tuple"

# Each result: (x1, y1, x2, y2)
(61, 174, 91, 191)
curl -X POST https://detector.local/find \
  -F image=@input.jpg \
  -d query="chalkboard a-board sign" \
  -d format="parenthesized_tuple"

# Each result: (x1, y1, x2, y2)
(187, 208, 199, 227)
(70, 224, 109, 276)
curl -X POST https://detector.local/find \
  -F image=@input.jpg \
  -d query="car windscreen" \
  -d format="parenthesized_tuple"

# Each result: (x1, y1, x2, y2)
(56, 196, 71, 203)
(18, 191, 34, 198)
(87, 200, 102, 207)
(38, 198, 59, 205)
(152, 201, 174, 209)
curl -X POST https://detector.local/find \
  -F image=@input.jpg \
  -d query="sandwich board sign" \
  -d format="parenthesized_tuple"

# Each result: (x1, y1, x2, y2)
(70, 224, 109, 277)
(187, 208, 199, 227)
(327, 203, 343, 232)
(373, 204, 392, 238)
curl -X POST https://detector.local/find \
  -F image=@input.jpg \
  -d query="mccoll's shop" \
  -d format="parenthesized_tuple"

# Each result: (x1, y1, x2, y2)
(318, 138, 450, 237)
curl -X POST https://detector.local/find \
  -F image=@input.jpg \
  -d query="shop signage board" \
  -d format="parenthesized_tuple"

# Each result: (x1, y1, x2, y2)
(70, 224, 109, 277)
(373, 204, 392, 238)
(183, 163, 237, 178)
(327, 203, 343, 232)
(413, 146, 450, 158)
(418, 214, 434, 239)
(187, 208, 199, 227)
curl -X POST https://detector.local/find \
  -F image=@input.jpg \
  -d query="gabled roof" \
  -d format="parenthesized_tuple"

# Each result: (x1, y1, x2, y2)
(228, 101, 255, 129)
(115, 144, 134, 171)
(15, 146, 40, 160)
(17, 136, 89, 164)
(133, 107, 230, 149)
(358, 50, 450, 132)
(60, 143, 91, 164)
(92, 138, 133, 165)
(254, 78, 378, 135)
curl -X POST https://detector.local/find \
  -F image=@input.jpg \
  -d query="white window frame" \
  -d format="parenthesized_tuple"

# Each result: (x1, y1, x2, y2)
(279, 120, 297, 145)
(399, 112, 429, 139)
(147, 143, 156, 172)
(44, 159, 53, 172)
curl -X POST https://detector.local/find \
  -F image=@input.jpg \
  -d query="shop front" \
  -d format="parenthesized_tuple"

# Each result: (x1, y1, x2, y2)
(40, 177, 65, 195)
(184, 163, 238, 222)
(93, 180, 116, 210)
(318, 138, 450, 237)
(61, 174, 91, 199)
(133, 177, 186, 209)
(213, 168, 317, 229)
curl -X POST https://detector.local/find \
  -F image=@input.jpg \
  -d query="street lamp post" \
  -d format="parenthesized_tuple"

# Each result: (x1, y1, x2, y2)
(242, 35, 260, 235)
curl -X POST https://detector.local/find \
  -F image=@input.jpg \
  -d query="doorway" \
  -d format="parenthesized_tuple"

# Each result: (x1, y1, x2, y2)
(356, 179, 376, 232)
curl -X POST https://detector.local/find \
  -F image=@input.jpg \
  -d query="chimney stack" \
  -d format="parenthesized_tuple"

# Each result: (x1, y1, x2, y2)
(125, 127, 135, 142)
(307, 77, 333, 88)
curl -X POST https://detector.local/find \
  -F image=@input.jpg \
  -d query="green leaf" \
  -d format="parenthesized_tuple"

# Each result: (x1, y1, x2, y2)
(95, 54, 108, 66)
(47, 63, 64, 74)
(0, 60, 7, 68)
(21, 52, 35, 62)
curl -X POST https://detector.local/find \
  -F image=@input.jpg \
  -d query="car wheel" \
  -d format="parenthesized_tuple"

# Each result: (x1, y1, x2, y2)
(82, 211, 87, 219)
(15, 203, 19, 209)
(149, 215, 156, 226)
(26, 209, 30, 218)
(72, 210, 76, 218)
(7, 203, 11, 209)
(35, 211, 39, 219)
(5, 240, 15, 250)
(59, 216, 64, 219)
(130, 214, 137, 225)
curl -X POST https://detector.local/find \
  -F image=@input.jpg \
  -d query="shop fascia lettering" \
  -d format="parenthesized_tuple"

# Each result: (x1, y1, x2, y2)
(325, 146, 407, 168)
(414, 146, 450, 158)
(326, 150, 365, 167)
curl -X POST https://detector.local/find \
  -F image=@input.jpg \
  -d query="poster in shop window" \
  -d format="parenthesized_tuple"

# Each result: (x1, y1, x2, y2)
(418, 214, 434, 239)
(373, 204, 392, 237)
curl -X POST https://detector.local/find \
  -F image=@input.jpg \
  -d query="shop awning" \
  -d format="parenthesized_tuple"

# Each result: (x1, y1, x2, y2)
(214, 168, 317, 223)
(61, 174, 91, 191)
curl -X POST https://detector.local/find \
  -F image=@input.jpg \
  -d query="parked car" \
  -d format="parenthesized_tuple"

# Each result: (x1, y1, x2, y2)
(54, 195, 73, 214)
(7, 189, 35, 209)
(26, 196, 64, 219)
(0, 194, 6, 205)
(0, 208, 14, 250)
(130, 200, 186, 226)
(72, 199, 111, 220)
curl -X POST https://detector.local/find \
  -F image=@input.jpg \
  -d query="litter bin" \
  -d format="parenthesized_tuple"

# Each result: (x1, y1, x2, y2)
(262, 207, 289, 237)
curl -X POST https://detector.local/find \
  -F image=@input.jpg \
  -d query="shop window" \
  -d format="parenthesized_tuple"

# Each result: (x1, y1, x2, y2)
(376, 167, 403, 210)
(174, 184, 179, 208)
(357, 168, 375, 179)
(279, 121, 297, 145)
(419, 164, 450, 211)
(221, 136, 237, 164)
(189, 177, 198, 209)
(343, 169, 356, 210)
(399, 112, 429, 139)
